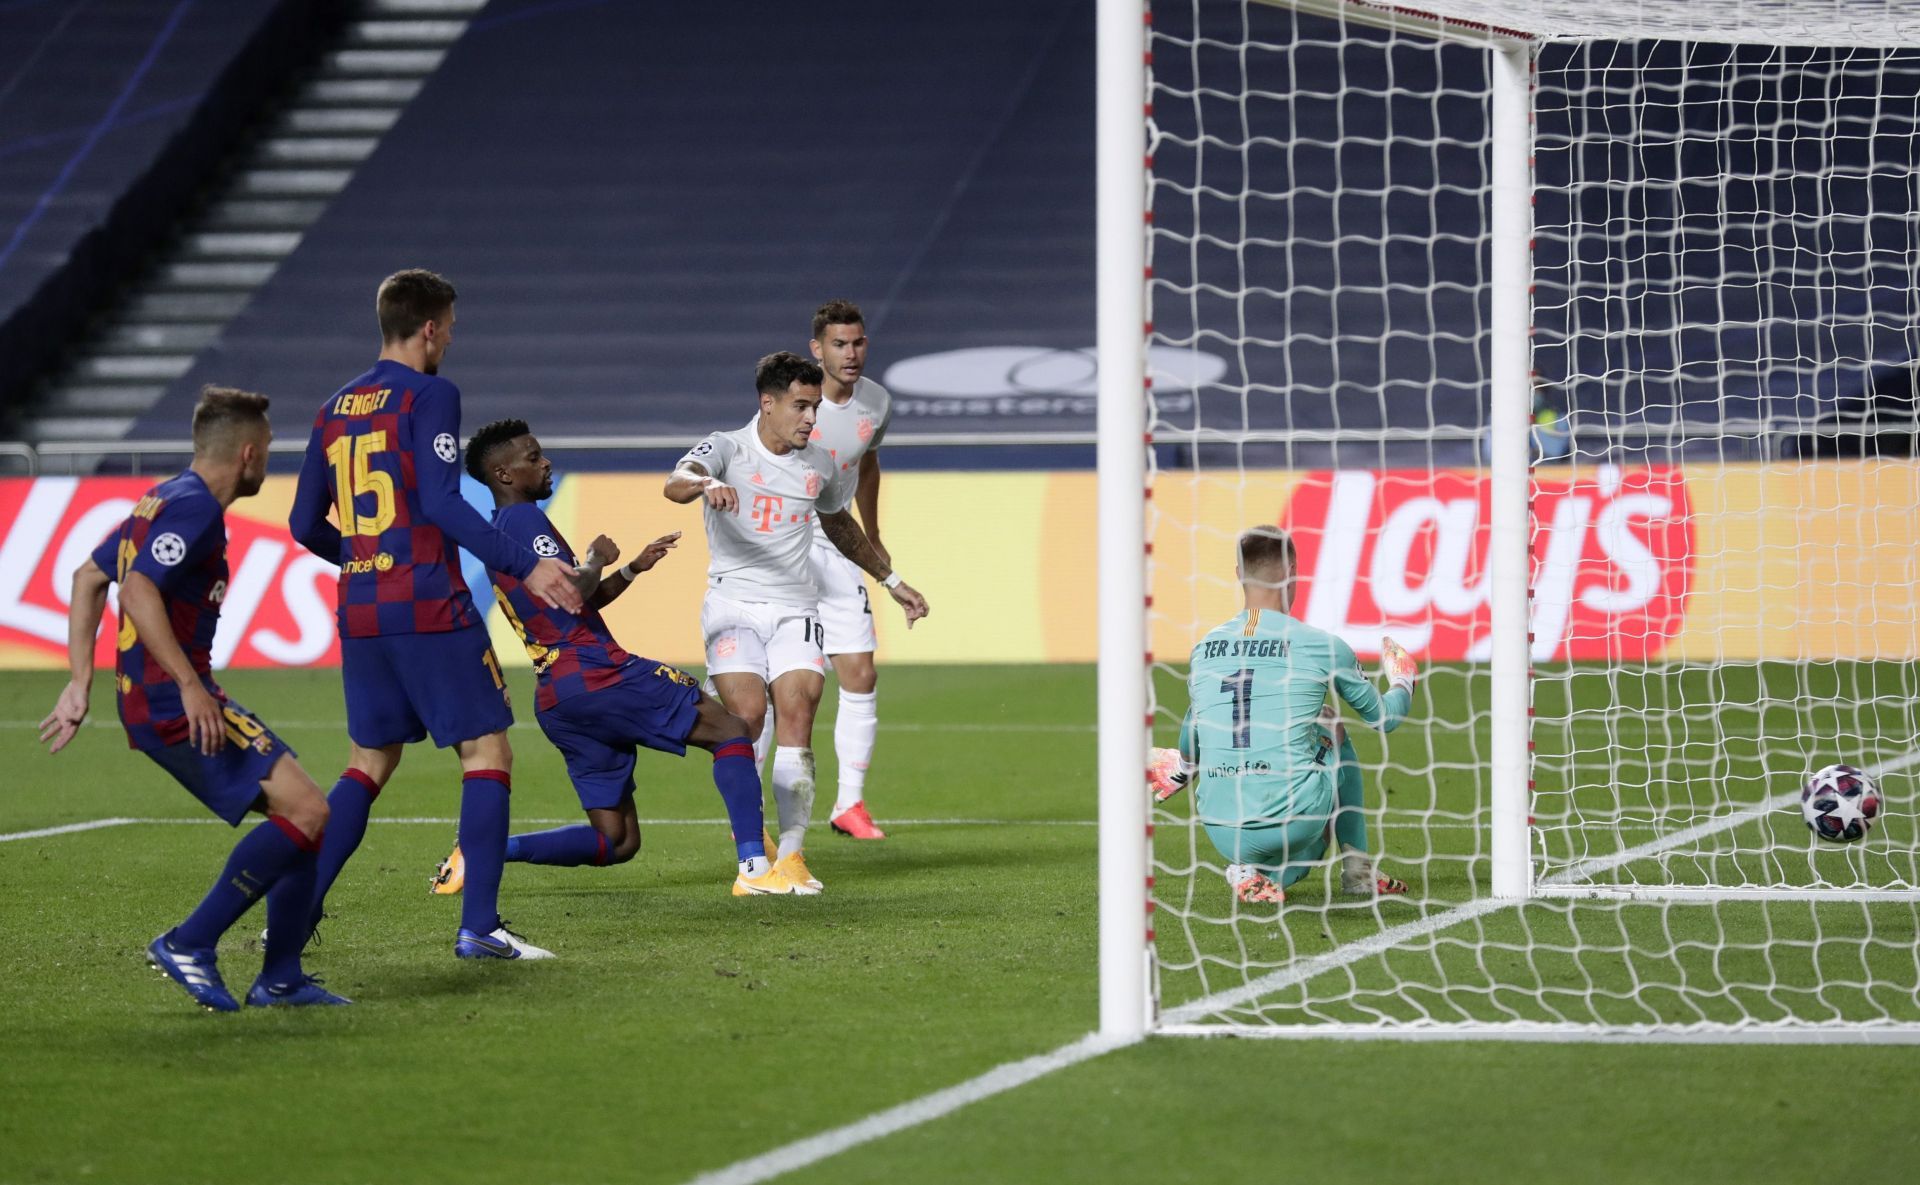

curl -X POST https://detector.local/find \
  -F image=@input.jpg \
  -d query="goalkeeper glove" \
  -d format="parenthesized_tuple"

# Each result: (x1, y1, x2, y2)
(1380, 635, 1419, 696)
(1147, 747, 1195, 802)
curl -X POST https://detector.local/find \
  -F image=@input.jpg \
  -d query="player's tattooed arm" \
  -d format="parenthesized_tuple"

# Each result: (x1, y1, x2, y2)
(664, 461, 737, 510)
(821, 509, 929, 628)
(41, 559, 111, 754)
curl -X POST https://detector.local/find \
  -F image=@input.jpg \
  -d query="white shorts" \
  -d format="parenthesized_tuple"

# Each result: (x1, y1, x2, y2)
(809, 539, 878, 656)
(701, 591, 827, 683)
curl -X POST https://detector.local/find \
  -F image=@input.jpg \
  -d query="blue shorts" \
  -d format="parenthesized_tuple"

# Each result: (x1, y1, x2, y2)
(536, 664, 703, 811)
(143, 698, 295, 826)
(342, 627, 514, 749)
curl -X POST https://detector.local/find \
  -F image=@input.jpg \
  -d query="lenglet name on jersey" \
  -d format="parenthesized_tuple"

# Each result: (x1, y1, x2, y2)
(1200, 638, 1289, 661)
(333, 388, 392, 417)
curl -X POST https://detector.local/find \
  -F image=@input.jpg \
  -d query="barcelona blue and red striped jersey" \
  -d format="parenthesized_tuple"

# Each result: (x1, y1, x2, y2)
(87, 470, 230, 752)
(289, 359, 538, 637)
(488, 503, 632, 712)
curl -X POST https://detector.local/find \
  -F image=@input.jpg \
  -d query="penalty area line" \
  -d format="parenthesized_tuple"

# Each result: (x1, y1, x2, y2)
(679, 1032, 1134, 1185)
(0, 817, 142, 843)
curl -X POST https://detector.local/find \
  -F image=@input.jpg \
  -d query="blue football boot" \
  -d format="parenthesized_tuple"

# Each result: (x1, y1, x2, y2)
(246, 975, 352, 1007)
(146, 932, 239, 1013)
(454, 919, 554, 960)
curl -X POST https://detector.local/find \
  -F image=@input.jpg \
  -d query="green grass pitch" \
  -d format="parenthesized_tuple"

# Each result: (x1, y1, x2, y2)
(3, 665, 1918, 1184)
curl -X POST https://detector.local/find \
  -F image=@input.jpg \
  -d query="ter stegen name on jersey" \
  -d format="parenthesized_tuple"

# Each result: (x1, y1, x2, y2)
(1197, 637, 1290, 661)
(681, 417, 855, 608)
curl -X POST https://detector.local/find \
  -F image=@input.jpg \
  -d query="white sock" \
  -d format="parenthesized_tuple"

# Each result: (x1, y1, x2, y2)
(752, 706, 776, 767)
(739, 853, 770, 878)
(771, 746, 815, 860)
(833, 687, 878, 815)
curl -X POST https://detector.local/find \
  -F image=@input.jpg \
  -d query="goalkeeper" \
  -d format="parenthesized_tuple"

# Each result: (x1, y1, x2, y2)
(1150, 526, 1417, 905)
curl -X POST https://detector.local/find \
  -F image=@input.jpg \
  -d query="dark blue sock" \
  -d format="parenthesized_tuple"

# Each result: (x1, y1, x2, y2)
(505, 825, 607, 867)
(175, 816, 313, 950)
(459, 770, 511, 935)
(309, 770, 378, 928)
(712, 739, 766, 861)
(261, 840, 320, 984)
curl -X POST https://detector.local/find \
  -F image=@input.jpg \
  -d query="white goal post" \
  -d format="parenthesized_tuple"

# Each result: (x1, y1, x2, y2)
(1097, 0, 1920, 1042)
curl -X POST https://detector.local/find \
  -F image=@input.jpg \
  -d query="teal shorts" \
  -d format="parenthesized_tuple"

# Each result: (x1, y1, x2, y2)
(1201, 811, 1331, 888)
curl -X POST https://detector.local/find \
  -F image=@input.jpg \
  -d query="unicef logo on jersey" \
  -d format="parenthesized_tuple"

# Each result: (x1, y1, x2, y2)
(532, 535, 561, 558)
(433, 433, 458, 463)
(149, 532, 188, 567)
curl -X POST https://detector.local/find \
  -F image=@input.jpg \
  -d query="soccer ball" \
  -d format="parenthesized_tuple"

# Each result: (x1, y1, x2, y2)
(1799, 764, 1882, 843)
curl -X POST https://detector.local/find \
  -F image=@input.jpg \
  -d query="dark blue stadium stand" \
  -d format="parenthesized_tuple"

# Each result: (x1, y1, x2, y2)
(144, 0, 1098, 469)
(137, 0, 1920, 469)
(0, 0, 341, 414)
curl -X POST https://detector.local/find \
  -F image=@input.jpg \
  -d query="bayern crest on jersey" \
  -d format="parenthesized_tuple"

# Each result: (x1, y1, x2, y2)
(804, 469, 822, 497)
(857, 415, 875, 442)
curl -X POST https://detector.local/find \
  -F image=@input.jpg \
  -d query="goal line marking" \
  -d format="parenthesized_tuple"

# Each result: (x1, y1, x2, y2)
(679, 1033, 1135, 1185)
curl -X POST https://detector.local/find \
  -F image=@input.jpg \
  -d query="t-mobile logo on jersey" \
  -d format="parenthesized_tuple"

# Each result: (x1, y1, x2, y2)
(750, 494, 784, 533)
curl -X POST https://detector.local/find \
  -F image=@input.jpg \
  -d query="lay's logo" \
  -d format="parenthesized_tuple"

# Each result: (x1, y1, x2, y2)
(1278, 466, 1694, 662)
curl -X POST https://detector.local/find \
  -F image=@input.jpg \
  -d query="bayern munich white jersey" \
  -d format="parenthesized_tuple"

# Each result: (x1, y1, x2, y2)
(807, 376, 892, 544)
(680, 417, 855, 609)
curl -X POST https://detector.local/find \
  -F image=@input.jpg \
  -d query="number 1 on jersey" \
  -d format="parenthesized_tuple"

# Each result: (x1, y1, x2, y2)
(1221, 668, 1255, 749)
(325, 431, 396, 537)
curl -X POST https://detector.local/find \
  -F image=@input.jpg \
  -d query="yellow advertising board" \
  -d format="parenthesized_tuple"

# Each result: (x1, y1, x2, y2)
(1, 461, 1914, 670)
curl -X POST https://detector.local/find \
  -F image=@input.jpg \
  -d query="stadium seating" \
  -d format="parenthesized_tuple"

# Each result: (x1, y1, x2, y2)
(141, 0, 1096, 466)
(0, 0, 339, 420)
(121, 1, 1920, 466)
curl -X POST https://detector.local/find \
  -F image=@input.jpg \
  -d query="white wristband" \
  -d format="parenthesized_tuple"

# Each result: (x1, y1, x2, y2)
(882, 572, 903, 589)
(620, 559, 642, 580)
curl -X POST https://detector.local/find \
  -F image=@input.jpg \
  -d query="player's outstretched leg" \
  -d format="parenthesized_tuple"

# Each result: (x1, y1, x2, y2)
(1329, 730, 1408, 898)
(435, 805, 643, 893)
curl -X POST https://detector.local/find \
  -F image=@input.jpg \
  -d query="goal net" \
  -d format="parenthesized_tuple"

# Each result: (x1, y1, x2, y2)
(1117, 0, 1920, 1040)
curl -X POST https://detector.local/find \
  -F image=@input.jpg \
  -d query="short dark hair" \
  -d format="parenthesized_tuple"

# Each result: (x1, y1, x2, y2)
(377, 268, 457, 342)
(810, 299, 865, 341)
(191, 385, 270, 454)
(1237, 525, 1296, 580)
(465, 417, 530, 483)
(755, 351, 824, 397)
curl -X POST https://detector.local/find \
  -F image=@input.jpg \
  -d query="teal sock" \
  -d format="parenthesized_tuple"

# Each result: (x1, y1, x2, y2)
(1332, 735, 1369, 852)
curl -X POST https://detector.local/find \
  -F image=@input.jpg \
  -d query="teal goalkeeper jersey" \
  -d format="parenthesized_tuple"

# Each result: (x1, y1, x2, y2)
(1179, 609, 1412, 827)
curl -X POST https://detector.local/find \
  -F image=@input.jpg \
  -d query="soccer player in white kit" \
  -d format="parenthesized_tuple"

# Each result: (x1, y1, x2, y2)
(665, 352, 929, 893)
(805, 300, 893, 839)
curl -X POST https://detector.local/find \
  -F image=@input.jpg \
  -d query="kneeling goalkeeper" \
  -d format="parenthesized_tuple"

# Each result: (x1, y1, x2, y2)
(1150, 525, 1418, 905)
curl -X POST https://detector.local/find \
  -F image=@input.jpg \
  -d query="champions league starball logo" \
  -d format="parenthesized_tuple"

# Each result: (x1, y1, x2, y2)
(150, 532, 188, 566)
(533, 535, 561, 557)
(433, 433, 458, 463)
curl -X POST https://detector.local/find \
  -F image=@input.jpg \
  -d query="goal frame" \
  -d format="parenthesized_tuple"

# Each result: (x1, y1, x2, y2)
(1096, 0, 1920, 1043)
